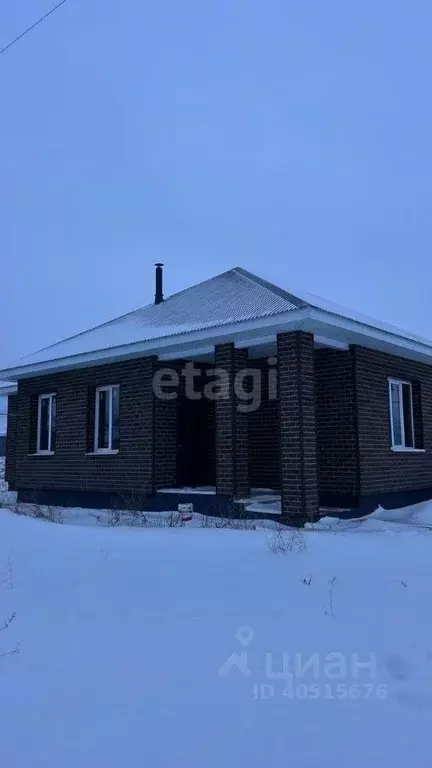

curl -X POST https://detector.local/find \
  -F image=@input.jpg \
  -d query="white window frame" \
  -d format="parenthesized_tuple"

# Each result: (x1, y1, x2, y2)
(388, 378, 415, 449)
(94, 385, 119, 453)
(37, 393, 56, 454)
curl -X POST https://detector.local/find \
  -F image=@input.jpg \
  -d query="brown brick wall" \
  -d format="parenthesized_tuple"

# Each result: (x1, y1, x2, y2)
(154, 393, 178, 490)
(5, 394, 17, 489)
(353, 345, 432, 495)
(9, 338, 432, 510)
(315, 348, 359, 501)
(12, 357, 158, 495)
(153, 360, 195, 490)
(215, 343, 249, 497)
(248, 358, 279, 489)
(234, 348, 249, 498)
(278, 331, 318, 517)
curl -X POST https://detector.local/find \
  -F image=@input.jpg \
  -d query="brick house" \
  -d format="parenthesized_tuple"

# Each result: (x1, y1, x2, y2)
(2, 265, 432, 520)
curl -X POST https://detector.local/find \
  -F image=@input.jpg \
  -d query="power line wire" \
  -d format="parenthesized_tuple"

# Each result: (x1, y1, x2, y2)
(0, 0, 69, 56)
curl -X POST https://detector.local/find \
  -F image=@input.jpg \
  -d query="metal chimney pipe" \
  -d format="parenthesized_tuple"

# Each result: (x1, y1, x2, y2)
(154, 263, 164, 305)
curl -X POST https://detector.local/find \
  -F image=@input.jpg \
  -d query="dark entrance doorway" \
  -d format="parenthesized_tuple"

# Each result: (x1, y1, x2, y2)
(177, 395, 215, 487)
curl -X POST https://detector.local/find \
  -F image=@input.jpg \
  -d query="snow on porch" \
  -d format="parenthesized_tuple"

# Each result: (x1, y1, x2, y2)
(157, 486, 350, 517)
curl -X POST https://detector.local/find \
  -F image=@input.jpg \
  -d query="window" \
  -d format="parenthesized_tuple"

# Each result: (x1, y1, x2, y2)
(94, 385, 120, 452)
(37, 393, 56, 453)
(388, 378, 414, 448)
(0, 395, 6, 438)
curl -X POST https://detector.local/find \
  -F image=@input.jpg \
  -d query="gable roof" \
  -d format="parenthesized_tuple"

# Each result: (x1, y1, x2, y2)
(1, 266, 432, 380)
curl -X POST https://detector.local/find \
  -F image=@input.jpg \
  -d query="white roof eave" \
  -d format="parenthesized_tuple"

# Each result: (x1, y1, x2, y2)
(0, 309, 309, 380)
(0, 383, 17, 395)
(305, 308, 432, 363)
(1, 306, 432, 382)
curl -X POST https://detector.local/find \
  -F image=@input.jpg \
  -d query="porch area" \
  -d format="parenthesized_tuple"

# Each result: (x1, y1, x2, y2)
(154, 330, 358, 520)
(156, 486, 350, 519)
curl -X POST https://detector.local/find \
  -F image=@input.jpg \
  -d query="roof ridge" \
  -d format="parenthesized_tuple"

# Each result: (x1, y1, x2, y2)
(232, 266, 310, 309)
(162, 267, 238, 302)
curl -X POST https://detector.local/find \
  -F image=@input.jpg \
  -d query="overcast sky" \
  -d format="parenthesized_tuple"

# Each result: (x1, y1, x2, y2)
(1, 0, 431, 366)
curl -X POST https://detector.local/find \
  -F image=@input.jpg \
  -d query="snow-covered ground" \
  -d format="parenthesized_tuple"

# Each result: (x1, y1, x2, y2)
(1, 463, 432, 766)
(308, 499, 432, 533)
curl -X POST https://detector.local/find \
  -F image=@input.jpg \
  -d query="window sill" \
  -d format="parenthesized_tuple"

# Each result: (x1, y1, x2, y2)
(28, 452, 55, 457)
(85, 450, 119, 456)
(391, 447, 425, 453)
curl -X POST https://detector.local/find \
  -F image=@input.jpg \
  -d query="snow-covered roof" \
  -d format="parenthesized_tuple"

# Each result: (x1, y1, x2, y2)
(1, 266, 432, 380)
(4, 268, 307, 369)
(289, 287, 432, 347)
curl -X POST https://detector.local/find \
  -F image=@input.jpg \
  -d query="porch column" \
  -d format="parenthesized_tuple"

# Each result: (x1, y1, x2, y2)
(277, 331, 318, 518)
(215, 343, 249, 498)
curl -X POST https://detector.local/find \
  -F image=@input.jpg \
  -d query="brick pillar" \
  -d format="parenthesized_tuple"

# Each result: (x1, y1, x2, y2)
(277, 331, 318, 518)
(154, 361, 180, 490)
(215, 343, 249, 498)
